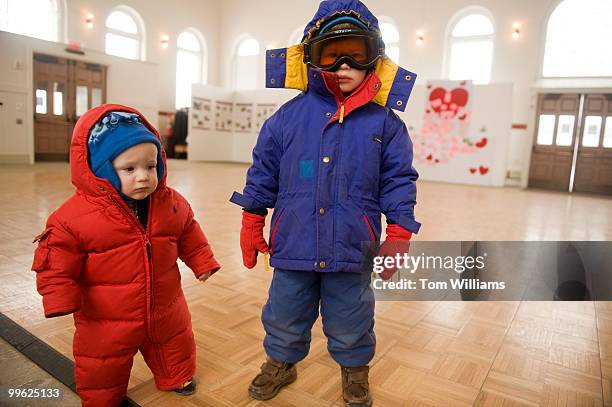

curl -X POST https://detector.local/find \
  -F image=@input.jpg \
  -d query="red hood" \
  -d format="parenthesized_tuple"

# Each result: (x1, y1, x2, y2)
(69, 104, 168, 198)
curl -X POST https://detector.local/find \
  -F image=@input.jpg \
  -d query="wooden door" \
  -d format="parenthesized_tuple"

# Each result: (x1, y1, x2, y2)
(33, 54, 107, 162)
(573, 94, 612, 195)
(33, 54, 72, 161)
(528, 94, 580, 191)
(74, 61, 107, 119)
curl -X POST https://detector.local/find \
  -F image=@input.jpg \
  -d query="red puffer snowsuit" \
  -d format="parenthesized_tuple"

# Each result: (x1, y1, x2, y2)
(31, 104, 221, 407)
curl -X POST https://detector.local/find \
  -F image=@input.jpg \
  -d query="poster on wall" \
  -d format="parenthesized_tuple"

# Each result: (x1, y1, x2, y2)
(191, 97, 212, 130)
(412, 80, 491, 178)
(255, 104, 277, 132)
(235, 103, 253, 133)
(215, 101, 233, 132)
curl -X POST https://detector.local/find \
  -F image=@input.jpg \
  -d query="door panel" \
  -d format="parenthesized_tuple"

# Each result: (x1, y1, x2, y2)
(33, 54, 107, 162)
(74, 61, 107, 120)
(528, 94, 580, 191)
(574, 94, 612, 195)
(33, 54, 71, 161)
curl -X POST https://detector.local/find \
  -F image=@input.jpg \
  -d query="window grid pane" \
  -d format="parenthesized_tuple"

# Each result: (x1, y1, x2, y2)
(582, 116, 602, 147)
(537, 114, 556, 145)
(237, 38, 260, 56)
(35, 88, 47, 114)
(543, 0, 612, 77)
(603, 117, 612, 148)
(106, 11, 138, 34)
(91, 88, 103, 108)
(452, 14, 494, 37)
(380, 22, 400, 43)
(449, 40, 493, 84)
(52, 81, 63, 116)
(176, 50, 202, 108)
(555, 115, 575, 146)
(76, 85, 88, 116)
(1, 0, 55, 41)
(105, 32, 139, 60)
(177, 31, 200, 52)
(235, 55, 258, 90)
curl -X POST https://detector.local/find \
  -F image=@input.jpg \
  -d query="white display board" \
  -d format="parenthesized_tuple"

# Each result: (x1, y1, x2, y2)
(188, 84, 297, 163)
(398, 83, 512, 187)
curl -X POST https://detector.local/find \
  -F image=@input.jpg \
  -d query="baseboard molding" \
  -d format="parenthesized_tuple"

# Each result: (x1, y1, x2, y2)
(0, 154, 30, 164)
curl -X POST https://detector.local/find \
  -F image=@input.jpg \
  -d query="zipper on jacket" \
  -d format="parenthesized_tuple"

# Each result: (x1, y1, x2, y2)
(145, 238, 152, 313)
(109, 194, 156, 338)
(339, 103, 345, 124)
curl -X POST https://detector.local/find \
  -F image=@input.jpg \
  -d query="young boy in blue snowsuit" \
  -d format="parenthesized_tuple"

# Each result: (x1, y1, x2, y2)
(230, 1, 420, 405)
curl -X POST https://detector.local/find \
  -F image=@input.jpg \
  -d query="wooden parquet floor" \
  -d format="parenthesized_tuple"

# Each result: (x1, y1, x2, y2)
(0, 160, 611, 406)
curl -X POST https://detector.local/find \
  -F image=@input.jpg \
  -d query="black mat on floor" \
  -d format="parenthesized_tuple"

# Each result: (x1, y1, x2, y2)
(0, 312, 140, 407)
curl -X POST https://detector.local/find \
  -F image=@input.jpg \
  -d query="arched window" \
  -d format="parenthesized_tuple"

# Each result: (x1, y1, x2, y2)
(446, 8, 495, 84)
(233, 36, 260, 90)
(105, 6, 145, 60)
(176, 29, 206, 109)
(543, 0, 612, 77)
(379, 18, 400, 64)
(0, 0, 61, 41)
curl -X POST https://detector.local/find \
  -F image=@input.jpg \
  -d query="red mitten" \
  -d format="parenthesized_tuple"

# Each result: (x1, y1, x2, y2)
(377, 224, 412, 280)
(240, 211, 269, 269)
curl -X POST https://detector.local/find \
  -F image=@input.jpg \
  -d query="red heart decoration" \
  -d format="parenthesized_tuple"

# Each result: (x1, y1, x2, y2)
(428, 87, 469, 118)
(469, 168, 477, 174)
(479, 166, 489, 175)
(475, 137, 488, 148)
(426, 154, 433, 161)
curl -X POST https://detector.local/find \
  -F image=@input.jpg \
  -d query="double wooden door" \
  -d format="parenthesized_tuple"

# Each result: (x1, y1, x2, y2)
(33, 53, 107, 161)
(529, 93, 612, 195)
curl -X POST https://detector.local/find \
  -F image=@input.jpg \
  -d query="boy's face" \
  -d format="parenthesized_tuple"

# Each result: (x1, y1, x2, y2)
(335, 63, 367, 94)
(112, 143, 159, 200)
(320, 38, 368, 94)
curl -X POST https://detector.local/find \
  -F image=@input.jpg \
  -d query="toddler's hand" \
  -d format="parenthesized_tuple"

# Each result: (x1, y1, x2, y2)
(199, 271, 212, 282)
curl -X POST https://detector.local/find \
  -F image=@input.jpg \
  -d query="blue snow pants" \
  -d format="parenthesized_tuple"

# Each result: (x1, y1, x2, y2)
(262, 268, 375, 367)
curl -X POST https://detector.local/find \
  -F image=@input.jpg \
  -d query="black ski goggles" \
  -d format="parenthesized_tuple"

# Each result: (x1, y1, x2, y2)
(303, 29, 385, 72)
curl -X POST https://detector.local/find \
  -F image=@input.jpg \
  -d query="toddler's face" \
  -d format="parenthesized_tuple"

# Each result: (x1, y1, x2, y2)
(112, 143, 159, 200)
(335, 63, 367, 94)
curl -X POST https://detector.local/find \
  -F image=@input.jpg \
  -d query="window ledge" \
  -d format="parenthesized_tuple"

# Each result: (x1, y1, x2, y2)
(533, 77, 612, 91)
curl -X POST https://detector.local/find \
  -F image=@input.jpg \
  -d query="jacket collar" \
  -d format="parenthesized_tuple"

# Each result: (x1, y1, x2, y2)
(308, 69, 382, 123)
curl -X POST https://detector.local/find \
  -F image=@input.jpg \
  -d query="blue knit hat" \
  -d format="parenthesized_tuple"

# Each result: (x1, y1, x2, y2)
(87, 111, 164, 194)
(317, 15, 370, 36)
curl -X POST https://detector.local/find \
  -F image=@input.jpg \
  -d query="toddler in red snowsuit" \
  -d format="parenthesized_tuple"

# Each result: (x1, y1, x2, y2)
(32, 104, 220, 406)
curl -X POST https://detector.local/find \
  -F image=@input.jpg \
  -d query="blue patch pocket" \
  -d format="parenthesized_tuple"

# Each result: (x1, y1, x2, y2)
(299, 160, 313, 178)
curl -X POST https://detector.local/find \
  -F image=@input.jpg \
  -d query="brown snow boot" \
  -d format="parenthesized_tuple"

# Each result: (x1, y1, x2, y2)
(248, 357, 297, 400)
(341, 365, 372, 407)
